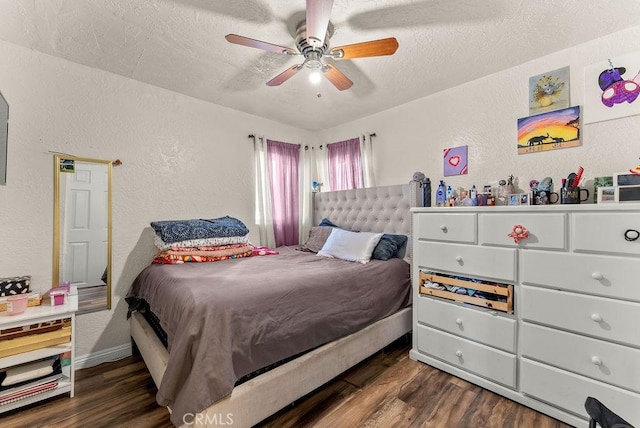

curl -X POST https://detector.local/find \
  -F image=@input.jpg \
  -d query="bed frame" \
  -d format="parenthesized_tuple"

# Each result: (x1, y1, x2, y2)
(130, 183, 420, 427)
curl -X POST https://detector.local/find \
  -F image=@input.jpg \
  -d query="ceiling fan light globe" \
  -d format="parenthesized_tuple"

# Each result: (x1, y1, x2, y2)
(309, 71, 322, 84)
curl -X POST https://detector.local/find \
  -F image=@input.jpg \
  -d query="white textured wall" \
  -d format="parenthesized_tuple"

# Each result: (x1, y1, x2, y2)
(0, 40, 309, 360)
(319, 26, 640, 195)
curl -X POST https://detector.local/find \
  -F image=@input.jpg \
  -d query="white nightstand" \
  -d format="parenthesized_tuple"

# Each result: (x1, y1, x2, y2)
(0, 287, 78, 412)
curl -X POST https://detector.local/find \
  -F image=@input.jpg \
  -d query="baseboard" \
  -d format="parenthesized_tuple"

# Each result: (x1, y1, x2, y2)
(74, 343, 133, 370)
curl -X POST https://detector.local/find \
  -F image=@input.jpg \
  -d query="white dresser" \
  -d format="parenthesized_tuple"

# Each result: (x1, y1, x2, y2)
(410, 205, 640, 427)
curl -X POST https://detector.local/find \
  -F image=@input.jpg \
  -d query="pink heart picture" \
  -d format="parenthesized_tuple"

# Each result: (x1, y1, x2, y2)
(443, 145, 468, 177)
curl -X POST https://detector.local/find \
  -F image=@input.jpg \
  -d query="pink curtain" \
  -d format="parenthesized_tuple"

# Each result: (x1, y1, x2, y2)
(266, 140, 299, 247)
(327, 137, 364, 191)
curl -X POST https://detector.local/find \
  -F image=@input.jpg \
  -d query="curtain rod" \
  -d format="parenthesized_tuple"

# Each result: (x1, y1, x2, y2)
(363, 132, 376, 142)
(248, 134, 263, 144)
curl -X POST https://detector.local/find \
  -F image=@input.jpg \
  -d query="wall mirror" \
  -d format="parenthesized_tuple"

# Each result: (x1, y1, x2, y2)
(0, 91, 8, 185)
(53, 154, 112, 313)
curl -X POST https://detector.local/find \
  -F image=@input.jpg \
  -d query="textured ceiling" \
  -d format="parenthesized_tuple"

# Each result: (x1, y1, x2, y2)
(1, 0, 640, 131)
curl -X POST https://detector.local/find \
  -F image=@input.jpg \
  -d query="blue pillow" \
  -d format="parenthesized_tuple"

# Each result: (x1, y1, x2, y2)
(319, 218, 339, 227)
(319, 218, 358, 232)
(371, 234, 408, 261)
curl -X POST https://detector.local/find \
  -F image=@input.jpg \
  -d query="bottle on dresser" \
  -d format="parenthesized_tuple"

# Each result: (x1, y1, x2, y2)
(436, 180, 446, 207)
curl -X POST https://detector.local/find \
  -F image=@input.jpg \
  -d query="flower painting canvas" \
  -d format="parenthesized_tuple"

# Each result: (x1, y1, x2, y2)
(529, 66, 570, 115)
(443, 145, 468, 176)
(517, 106, 581, 155)
(584, 52, 640, 124)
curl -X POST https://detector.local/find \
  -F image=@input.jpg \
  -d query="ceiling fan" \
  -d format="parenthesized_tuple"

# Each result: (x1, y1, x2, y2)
(225, 0, 399, 91)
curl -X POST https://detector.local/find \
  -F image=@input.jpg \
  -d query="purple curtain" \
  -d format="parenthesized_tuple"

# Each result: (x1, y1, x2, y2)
(266, 140, 300, 247)
(327, 137, 364, 191)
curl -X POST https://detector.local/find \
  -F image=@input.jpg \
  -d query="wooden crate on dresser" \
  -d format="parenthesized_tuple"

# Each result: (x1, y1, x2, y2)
(0, 288, 77, 412)
(410, 205, 640, 428)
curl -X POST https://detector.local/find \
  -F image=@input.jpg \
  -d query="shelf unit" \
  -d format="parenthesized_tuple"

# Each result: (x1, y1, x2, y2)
(0, 288, 77, 413)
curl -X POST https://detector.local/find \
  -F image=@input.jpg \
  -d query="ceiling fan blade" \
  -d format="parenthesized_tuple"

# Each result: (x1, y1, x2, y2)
(225, 34, 297, 55)
(266, 64, 303, 86)
(322, 64, 353, 91)
(329, 37, 399, 60)
(306, 0, 334, 48)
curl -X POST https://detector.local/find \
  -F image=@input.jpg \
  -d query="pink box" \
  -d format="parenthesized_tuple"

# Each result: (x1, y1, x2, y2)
(50, 290, 67, 306)
(7, 294, 28, 315)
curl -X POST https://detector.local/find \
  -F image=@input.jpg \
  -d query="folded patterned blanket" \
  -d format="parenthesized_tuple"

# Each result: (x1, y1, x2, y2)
(154, 234, 250, 251)
(152, 244, 279, 264)
(151, 216, 249, 244)
(153, 244, 254, 264)
(163, 243, 249, 253)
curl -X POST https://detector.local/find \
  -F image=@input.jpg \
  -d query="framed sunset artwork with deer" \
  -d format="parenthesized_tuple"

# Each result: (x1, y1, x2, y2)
(443, 145, 468, 176)
(517, 106, 581, 155)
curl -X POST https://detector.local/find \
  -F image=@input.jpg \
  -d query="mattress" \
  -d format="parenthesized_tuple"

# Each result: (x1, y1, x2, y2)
(126, 246, 411, 426)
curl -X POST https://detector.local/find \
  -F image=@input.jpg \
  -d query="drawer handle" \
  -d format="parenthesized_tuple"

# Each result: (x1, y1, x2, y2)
(591, 313, 603, 322)
(591, 356, 603, 366)
(455, 350, 463, 358)
(507, 224, 529, 244)
(455, 256, 463, 263)
(455, 318, 463, 326)
(624, 229, 639, 242)
(591, 272, 604, 280)
(440, 225, 448, 232)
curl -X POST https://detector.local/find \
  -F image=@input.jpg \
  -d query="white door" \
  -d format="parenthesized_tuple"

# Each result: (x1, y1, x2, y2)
(62, 162, 108, 288)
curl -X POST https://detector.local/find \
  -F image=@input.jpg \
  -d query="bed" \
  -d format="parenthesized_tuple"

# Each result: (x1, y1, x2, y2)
(128, 183, 420, 427)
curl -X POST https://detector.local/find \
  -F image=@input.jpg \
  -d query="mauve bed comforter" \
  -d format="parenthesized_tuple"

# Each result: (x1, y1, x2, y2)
(126, 246, 411, 426)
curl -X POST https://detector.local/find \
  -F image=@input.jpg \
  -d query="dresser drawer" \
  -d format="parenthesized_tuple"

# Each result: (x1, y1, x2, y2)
(573, 212, 640, 256)
(416, 324, 516, 388)
(415, 213, 476, 243)
(417, 296, 516, 352)
(415, 241, 516, 282)
(521, 250, 640, 302)
(521, 358, 640, 426)
(478, 213, 566, 249)
(521, 322, 640, 393)
(520, 286, 640, 347)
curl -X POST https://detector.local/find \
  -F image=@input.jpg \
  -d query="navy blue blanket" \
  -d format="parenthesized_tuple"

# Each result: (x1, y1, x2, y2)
(150, 216, 249, 243)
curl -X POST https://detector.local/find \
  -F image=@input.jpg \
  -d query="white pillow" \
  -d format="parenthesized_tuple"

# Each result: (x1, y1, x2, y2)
(317, 228, 383, 264)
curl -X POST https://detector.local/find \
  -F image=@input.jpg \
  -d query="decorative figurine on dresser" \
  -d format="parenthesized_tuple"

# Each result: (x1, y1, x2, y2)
(411, 203, 640, 427)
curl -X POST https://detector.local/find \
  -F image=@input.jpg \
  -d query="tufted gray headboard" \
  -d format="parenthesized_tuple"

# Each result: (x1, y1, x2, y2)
(312, 183, 420, 237)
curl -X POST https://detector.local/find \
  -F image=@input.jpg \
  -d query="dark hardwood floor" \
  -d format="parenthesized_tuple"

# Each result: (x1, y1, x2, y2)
(0, 337, 573, 427)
